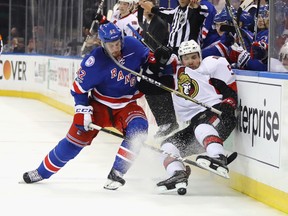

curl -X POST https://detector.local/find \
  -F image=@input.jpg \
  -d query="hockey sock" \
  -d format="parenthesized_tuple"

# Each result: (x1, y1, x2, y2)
(37, 138, 83, 179)
(195, 123, 224, 157)
(112, 117, 148, 174)
(161, 142, 185, 177)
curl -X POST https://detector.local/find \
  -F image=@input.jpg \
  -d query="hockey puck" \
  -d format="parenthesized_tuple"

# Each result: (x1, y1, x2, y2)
(177, 188, 187, 195)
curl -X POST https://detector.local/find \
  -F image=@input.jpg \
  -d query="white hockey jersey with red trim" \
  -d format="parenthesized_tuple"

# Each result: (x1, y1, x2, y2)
(110, 10, 140, 37)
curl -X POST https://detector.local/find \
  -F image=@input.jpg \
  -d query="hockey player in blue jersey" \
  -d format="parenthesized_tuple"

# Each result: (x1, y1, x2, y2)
(202, 7, 254, 60)
(22, 22, 150, 190)
(230, 4, 269, 71)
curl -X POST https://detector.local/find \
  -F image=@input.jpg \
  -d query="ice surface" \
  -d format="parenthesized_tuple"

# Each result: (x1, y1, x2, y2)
(0, 96, 286, 216)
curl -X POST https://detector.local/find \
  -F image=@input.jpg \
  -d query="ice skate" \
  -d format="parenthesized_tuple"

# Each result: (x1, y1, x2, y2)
(22, 169, 43, 184)
(154, 122, 179, 138)
(196, 154, 229, 178)
(103, 168, 126, 190)
(157, 166, 191, 195)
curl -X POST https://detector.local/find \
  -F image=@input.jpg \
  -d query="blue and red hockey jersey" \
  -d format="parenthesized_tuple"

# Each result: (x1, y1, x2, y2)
(71, 36, 150, 109)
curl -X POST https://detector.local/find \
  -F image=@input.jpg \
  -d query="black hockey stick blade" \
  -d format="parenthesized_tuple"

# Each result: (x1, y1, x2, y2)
(227, 152, 238, 165)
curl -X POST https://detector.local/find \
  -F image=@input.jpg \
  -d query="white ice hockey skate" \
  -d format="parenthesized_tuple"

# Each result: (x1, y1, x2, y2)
(196, 154, 229, 179)
(156, 166, 191, 195)
(22, 169, 43, 183)
(103, 168, 126, 190)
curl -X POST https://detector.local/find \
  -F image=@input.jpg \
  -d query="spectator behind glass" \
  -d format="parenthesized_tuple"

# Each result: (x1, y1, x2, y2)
(229, 4, 268, 71)
(27, 38, 37, 54)
(270, 41, 288, 72)
(13, 37, 25, 53)
(0, 34, 3, 55)
(274, 0, 287, 50)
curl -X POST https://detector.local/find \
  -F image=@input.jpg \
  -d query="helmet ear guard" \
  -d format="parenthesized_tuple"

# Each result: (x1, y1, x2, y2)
(178, 40, 202, 61)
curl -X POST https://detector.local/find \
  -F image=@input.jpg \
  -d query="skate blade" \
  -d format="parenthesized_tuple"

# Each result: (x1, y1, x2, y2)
(196, 158, 230, 179)
(157, 182, 187, 195)
(103, 180, 123, 190)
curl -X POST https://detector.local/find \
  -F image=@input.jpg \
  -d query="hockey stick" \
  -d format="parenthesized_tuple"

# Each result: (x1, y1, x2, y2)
(127, 24, 155, 52)
(88, 123, 124, 138)
(145, 32, 164, 48)
(240, 0, 254, 10)
(88, 123, 237, 179)
(253, 0, 261, 42)
(225, 0, 247, 50)
(88, 123, 202, 167)
(127, 23, 167, 53)
(103, 44, 222, 116)
(81, 0, 105, 53)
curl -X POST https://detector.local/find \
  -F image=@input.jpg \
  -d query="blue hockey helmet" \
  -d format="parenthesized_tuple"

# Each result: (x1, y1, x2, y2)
(98, 22, 122, 43)
(258, 4, 269, 19)
(214, 7, 253, 29)
(239, 10, 254, 29)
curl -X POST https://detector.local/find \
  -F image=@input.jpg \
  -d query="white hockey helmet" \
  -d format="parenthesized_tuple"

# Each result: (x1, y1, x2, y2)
(119, 0, 134, 4)
(178, 39, 202, 61)
(279, 41, 288, 64)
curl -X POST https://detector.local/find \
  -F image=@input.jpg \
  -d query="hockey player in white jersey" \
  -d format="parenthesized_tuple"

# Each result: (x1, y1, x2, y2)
(110, 0, 140, 37)
(162, 40, 237, 194)
(138, 40, 238, 194)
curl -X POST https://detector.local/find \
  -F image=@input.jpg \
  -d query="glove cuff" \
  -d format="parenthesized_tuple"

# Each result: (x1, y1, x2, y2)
(222, 98, 237, 109)
(75, 105, 93, 114)
(237, 50, 250, 68)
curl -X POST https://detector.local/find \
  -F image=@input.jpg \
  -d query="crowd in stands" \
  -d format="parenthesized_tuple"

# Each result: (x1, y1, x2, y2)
(1, 0, 288, 73)
(105, 0, 288, 73)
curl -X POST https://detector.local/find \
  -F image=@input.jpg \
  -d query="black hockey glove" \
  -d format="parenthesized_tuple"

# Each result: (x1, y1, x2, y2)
(84, 9, 108, 25)
(154, 46, 173, 69)
(219, 97, 237, 120)
(94, 14, 108, 24)
(220, 25, 235, 34)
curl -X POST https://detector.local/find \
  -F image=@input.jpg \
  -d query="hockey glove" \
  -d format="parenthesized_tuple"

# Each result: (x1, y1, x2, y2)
(74, 105, 94, 131)
(221, 97, 237, 110)
(251, 41, 268, 61)
(218, 98, 237, 135)
(220, 25, 236, 34)
(154, 46, 173, 69)
(229, 43, 244, 63)
(94, 14, 108, 24)
(237, 50, 250, 68)
(219, 98, 237, 121)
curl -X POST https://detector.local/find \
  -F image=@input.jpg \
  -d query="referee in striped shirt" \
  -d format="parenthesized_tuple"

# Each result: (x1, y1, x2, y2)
(139, 0, 210, 54)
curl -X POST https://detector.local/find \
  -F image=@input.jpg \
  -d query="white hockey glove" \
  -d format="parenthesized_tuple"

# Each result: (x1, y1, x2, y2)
(74, 105, 94, 131)
(229, 43, 244, 63)
(237, 50, 250, 69)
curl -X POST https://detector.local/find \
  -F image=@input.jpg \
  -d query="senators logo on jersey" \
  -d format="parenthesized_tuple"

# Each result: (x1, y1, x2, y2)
(177, 68, 199, 98)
